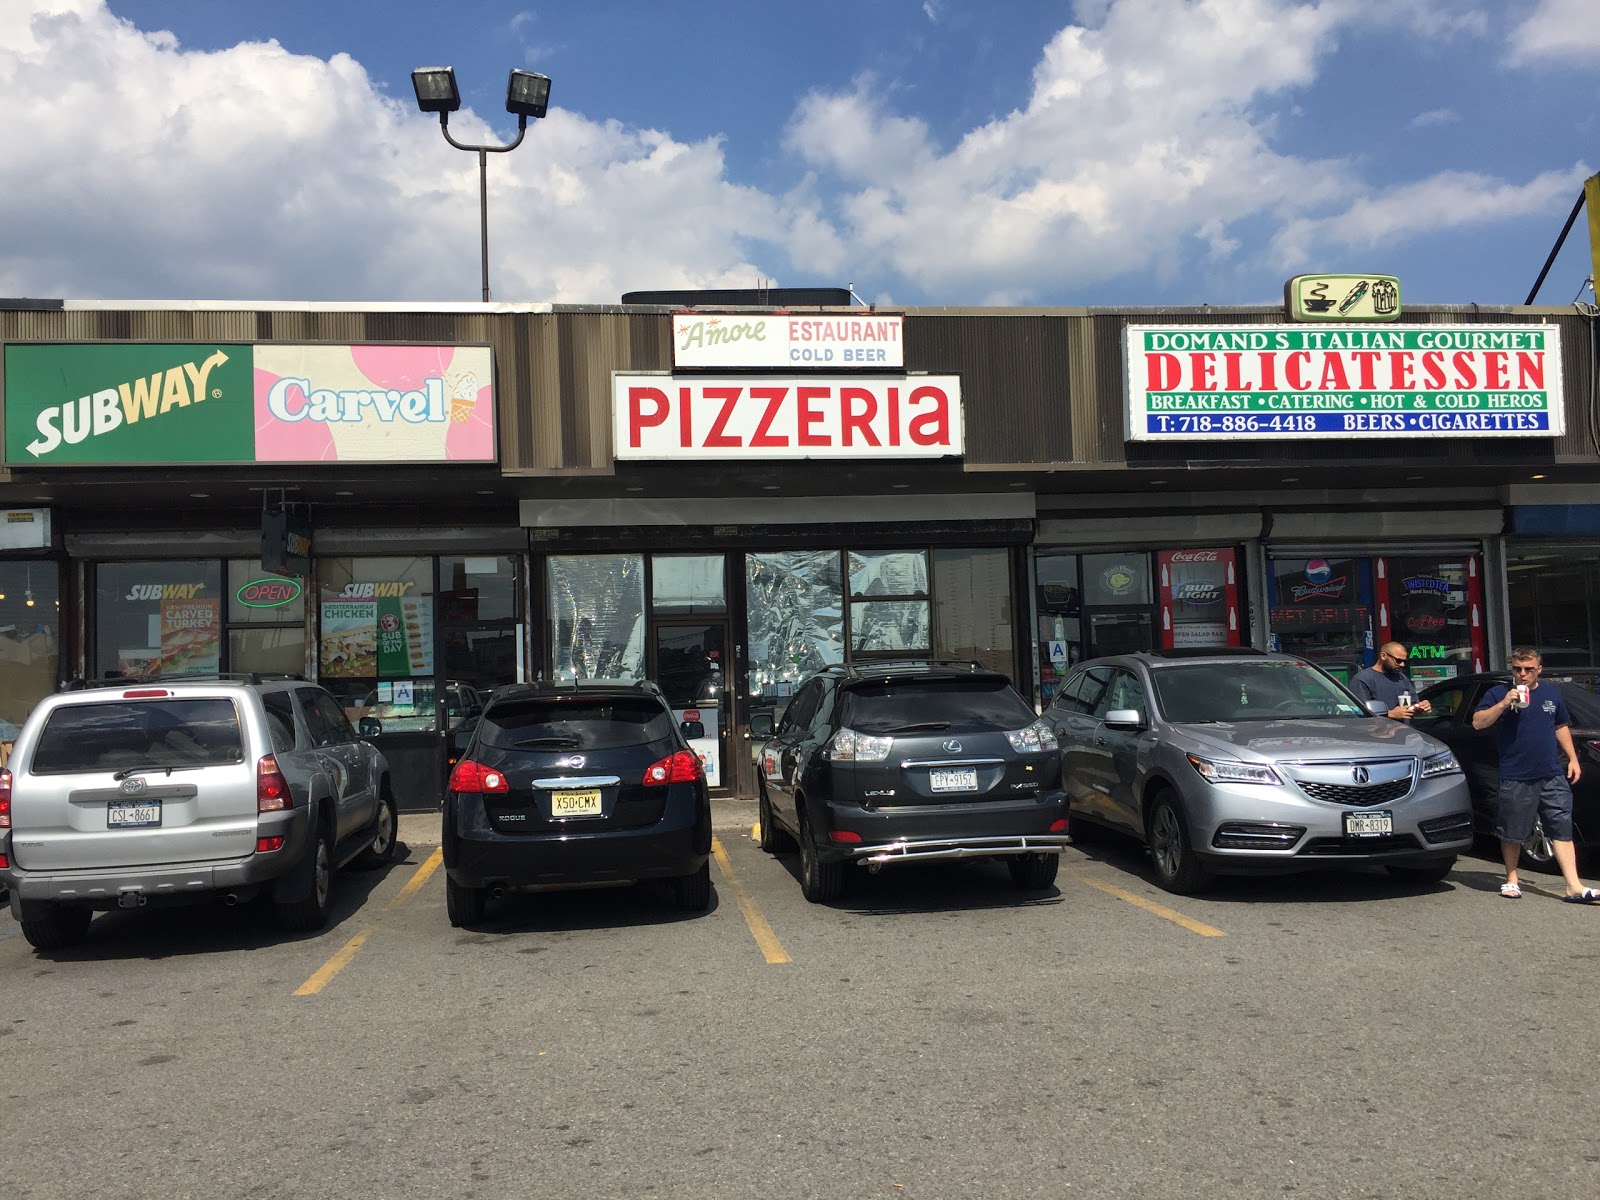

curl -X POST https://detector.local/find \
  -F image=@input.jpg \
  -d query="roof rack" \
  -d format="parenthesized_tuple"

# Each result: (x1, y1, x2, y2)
(816, 658, 989, 680)
(59, 671, 308, 692)
(1141, 647, 1265, 660)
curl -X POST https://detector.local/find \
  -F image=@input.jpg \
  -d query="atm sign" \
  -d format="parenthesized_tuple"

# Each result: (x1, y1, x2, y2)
(237, 577, 302, 608)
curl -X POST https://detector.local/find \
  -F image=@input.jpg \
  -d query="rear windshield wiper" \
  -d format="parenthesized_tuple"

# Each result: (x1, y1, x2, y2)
(882, 721, 953, 733)
(510, 735, 582, 748)
(111, 764, 204, 781)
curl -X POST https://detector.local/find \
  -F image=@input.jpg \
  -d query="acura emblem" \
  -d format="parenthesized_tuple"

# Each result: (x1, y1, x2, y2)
(120, 777, 147, 795)
(1352, 765, 1370, 785)
(564, 755, 586, 769)
(942, 739, 963, 754)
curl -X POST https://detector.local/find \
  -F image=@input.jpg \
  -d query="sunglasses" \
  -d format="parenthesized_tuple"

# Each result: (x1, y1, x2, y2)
(1511, 665, 1540, 673)
(1385, 655, 1408, 666)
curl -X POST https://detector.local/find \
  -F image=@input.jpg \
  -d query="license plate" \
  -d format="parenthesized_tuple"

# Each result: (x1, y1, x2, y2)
(550, 789, 603, 818)
(1343, 810, 1393, 838)
(930, 767, 979, 793)
(108, 800, 162, 828)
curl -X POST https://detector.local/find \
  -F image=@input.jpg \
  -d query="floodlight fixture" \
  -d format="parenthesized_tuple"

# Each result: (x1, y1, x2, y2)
(505, 70, 551, 119)
(411, 66, 461, 114)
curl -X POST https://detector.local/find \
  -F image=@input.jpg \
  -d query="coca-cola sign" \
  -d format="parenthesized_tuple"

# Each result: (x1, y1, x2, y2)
(1168, 549, 1221, 563)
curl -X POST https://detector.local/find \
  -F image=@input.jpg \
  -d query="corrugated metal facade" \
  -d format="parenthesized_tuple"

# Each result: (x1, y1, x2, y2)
(2, 304, 1594, 475)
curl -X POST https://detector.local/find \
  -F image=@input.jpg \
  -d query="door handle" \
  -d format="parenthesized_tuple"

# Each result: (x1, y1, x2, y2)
(1094, 736, 1107, 747)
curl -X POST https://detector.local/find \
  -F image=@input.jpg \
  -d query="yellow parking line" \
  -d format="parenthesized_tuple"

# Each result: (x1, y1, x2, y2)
(294, 846, 444, 996)
(1077, 875, 1227, 937)
(711, 835, 792, 964)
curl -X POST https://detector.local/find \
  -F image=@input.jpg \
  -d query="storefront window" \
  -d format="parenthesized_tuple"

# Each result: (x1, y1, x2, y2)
(1035, 553, 1082, 705)
(1382, 555, 1482, 682)
(932, 548, 1013, 676)
(438, 555, 519, 623)
(652, 555, 726, 613)
(317, 556, 435, 730)
(1267, 556, 1368, 683)
(94, 560, 223, 679)
(548, 554, 645, 680)
(1081, 553, 1152, 606)
(745, 551, 843, 715)
(848, 549, 929, 655)
(1508, 551, 1600, 667)
(227, 559, 306, 677)
(0, 561, 61, 735)
(1157, 548, 1242, 649)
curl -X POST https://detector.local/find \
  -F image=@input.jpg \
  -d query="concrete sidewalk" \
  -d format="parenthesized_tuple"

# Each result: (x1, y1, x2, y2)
(399, 796, 759, 847)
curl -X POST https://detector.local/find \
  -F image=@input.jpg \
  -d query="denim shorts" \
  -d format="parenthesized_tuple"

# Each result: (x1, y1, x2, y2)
(1495, 776, 1574, 842)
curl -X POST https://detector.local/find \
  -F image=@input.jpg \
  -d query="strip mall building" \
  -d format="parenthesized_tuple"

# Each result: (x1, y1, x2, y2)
(1, 294, 1595, 807)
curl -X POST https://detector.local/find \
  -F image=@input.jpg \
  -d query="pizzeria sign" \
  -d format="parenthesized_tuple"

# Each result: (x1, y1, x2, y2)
(1125, 324, 1564, 441)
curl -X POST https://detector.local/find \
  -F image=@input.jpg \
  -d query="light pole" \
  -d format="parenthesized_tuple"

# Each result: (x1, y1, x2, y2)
(412, 66, 552, 302)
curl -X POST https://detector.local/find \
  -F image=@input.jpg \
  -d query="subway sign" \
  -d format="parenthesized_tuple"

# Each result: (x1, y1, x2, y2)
(236, 577, 303, 608)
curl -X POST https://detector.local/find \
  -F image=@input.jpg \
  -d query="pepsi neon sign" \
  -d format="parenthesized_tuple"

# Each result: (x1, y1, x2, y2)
(236, 577, 302, 608)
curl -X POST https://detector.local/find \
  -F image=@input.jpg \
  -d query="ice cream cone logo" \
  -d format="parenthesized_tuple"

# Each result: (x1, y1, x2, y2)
(450, 371, 478, 424)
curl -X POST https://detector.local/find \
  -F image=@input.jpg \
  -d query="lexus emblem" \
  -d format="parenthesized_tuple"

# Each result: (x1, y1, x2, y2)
(563, 755, 586, 770)
(1352, 766, 1370, 785)
(942, 739, 963, 754)
(120, 777, 147, 796)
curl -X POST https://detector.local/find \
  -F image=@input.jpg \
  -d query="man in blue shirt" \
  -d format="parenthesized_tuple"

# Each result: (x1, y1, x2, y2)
(1472, 647, 1597, 902)
(1351, 642, 1432, 720)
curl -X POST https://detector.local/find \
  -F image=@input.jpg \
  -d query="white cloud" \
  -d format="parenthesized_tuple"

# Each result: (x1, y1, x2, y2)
(1408, 108, 1457, 129)
(1507, 0, 1600, 65)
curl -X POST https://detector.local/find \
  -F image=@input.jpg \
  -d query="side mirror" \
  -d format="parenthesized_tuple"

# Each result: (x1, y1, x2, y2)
(680, 720, 705, 740)
(1365, 699, 1389, 716)
(748, 712, 775, 739)
(358, 716, 383, 737)
(1102, 708, 1145, 731)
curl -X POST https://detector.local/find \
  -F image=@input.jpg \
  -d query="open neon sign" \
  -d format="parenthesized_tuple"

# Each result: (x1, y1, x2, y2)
(236, 577, 302, 608)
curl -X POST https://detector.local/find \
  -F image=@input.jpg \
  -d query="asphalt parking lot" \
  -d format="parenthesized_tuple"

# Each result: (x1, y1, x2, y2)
(4, 802, 1599, 1200)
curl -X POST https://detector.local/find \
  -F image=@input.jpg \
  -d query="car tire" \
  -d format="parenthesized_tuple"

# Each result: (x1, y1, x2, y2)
(274, 823, 334, 932)
(1385, 857, 1456, 885)
(20, 903, 92, 951)
(798, 809, 846, 904)
(672, 861, 713, 911)
(1147, 791, 1212, 895)
(1008, 852, 1060, 891)
(352, 784, 399, 870)
(446, 874, 488, 927)
(757, 782, 790, 854)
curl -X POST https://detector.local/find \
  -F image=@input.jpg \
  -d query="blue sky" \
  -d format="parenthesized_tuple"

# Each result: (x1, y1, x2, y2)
(2, 0, 1598, 307)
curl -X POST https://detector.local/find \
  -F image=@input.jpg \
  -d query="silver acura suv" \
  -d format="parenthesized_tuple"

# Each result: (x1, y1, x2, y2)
(1046, 650, 1473, 893)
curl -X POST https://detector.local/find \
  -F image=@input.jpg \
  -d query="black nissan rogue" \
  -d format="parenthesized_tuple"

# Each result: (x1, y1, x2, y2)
(441, 679, 713, 926)
(750, 660, 1070, 902)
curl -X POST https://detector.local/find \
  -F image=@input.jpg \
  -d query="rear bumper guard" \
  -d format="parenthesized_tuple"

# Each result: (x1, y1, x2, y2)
(850, 834, 1073, 871)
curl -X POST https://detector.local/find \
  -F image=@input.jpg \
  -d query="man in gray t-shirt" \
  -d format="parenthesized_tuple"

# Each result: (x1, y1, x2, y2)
(1350, 641, 1432, 720)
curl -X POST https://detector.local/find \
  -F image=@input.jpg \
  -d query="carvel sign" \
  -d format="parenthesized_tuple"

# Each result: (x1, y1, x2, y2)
(612, 374, 963, 460)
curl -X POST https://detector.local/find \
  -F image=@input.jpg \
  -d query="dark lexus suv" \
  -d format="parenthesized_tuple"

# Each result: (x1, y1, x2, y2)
(750, 660, 1070, 902)
(441, 679, 713, 926)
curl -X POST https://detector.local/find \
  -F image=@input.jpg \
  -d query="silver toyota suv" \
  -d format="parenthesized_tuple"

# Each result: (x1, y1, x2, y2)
(1046, 650, 1474, 893)
(1, 674, 397, 950)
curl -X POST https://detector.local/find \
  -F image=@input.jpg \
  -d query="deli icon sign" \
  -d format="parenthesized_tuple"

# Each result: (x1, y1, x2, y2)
(1286, 274, 1402, 322)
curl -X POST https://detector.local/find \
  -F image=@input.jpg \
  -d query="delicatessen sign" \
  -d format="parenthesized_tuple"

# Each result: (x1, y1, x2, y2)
(1125, 324, 1564, 441)
(613, 374, 963, 460)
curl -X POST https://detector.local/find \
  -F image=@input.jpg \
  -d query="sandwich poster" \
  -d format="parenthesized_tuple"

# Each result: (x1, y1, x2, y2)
(321, 596, 432, 678)
(159, 597, 220, 676)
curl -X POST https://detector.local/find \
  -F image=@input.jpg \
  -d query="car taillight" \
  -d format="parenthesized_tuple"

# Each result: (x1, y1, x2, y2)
(448, 759, 510, 794)
(257, 756, 291, 813)
(828, 830, 862, 843)
(643, 750, 701, 786)
(0, 767, 11, 829)
(256, 836, 285, 853)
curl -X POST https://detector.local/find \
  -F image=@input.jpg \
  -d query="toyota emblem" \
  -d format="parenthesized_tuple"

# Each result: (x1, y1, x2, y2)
(564, 755, 586, 769)
(942, 739, 963, 754)
(120, 777, 147, 795)
(1352, 765, 1370, 785)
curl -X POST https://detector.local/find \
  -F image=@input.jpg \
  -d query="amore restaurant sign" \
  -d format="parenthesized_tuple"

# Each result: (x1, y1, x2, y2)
(3, 343, 496, 465)
(1124, 324, 1564, 441)
(672, 313, 904, 369)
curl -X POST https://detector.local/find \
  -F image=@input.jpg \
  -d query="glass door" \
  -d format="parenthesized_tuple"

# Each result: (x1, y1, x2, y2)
(651, 622, 729, 789)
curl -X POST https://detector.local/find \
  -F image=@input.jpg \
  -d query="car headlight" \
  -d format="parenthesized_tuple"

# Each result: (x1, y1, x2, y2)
(1187, 753, 1282, 786)
(1421, 750, 1462, 778)
(827, 728, 894, 763)
(1005, 719, 1059, 753)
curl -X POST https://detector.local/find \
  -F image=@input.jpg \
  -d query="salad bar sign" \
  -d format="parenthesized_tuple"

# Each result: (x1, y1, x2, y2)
(1125, 324, 1564, 441)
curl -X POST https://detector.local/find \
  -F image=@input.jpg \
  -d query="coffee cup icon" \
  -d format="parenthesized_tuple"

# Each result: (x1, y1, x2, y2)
(1301, 283, 1334, 313)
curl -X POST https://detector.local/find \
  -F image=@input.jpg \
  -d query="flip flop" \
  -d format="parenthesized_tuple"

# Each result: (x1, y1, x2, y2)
(1500, 882, 1522, 899)
(1562, 888, 1600, 905)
